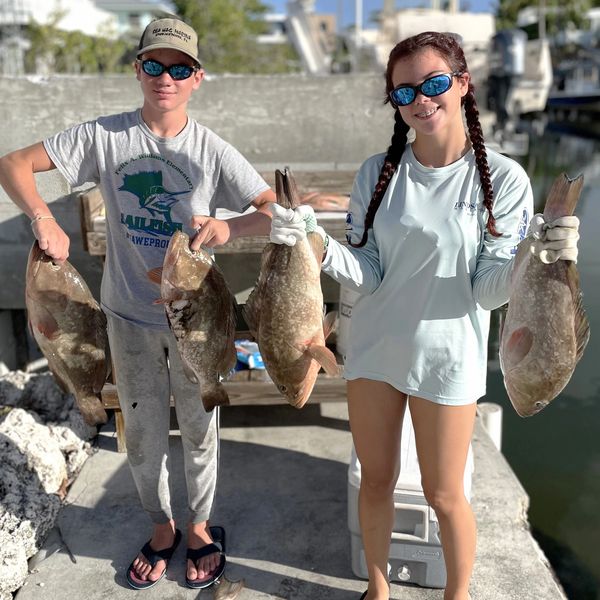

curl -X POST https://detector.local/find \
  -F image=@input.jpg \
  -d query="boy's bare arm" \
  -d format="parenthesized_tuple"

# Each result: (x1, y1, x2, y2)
(189, 188, 276, 250)
(0, 142, 56, 219)
(0, 142, 70, 262)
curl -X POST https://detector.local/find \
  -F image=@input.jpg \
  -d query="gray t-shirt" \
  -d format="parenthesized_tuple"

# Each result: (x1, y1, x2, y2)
(44, 109, 269, 329)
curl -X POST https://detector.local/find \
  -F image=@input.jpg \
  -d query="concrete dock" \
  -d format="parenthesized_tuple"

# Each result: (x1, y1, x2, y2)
(16, 402, 566, 600)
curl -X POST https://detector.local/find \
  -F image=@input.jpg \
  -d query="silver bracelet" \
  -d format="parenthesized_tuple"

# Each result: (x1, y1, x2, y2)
(30, 215, 56, 227)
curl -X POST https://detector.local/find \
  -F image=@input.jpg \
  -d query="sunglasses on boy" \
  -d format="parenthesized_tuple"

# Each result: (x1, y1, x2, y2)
(138, 59, 200, 81)
(389, 72, 463, 107)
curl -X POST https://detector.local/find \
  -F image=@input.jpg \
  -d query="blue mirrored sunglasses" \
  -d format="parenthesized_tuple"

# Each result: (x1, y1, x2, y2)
(139, 59, 200, 81)
(389, 72, 462, 107)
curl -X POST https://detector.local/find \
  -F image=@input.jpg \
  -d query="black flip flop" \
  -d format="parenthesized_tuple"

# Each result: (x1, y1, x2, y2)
(185, 525, 227, 590)
(126, 528, 182, 590)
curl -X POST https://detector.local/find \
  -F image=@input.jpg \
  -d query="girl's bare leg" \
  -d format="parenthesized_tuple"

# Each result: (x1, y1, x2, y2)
(347, 379, 408, 600)
(409, 396, 477, 600)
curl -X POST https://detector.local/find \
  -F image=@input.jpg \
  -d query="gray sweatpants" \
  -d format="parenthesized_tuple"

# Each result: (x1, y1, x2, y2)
(106, 315, 218, 525)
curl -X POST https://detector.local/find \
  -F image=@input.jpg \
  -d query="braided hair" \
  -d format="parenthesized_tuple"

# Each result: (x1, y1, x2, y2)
(349, 31, 498, 248)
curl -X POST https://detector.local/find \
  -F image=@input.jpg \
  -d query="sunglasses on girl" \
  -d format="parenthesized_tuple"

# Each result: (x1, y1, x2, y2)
(389, 72, 462, 107)
(139, 59, 200, 81)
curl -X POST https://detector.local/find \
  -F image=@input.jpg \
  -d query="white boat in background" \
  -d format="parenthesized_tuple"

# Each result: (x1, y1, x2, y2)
(486, 29, 553, 127)
(547, 55, 600, 114)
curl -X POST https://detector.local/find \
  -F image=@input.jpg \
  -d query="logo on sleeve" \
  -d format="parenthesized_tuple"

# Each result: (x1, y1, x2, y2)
(511, 208, 529, 254)
(345, 212, 353, 243)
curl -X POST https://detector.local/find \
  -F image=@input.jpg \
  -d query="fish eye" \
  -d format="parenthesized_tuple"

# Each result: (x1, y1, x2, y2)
(278, 384, 287, 393)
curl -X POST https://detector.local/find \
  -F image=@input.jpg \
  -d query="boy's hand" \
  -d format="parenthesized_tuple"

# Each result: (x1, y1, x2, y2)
(190, 216, 231, 250)
(31, 218, 70, 263)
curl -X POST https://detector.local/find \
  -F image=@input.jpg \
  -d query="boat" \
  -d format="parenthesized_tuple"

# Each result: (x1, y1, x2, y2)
(486, 28, 553, 127)
(547, 55, 600, 114)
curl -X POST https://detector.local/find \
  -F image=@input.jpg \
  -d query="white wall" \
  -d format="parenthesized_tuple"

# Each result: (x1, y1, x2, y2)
(28, 0, 117, 37)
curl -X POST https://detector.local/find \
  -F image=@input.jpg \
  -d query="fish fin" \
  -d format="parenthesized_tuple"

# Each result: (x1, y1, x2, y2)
(306, 344, 342, 376)
(573, 291, 590, 363)
(201, 381, 230, 412)
(242, 290, 260, 337)
(243, 247, 273, 336)
(222, 297, 239, 374)
(275, 167, 300, 210)
(543, 173, 584, 222)
(322, 311, 338, 340)
(504, 326, 534, 367)
(563, 263, 590, 363)
(147, 267, 163, 285)
(31, 307, 61, 341)
(222, 343, 238, 376)
(182, 361, 199, 384)
(92, 315, 111, 392)
(307, 231, 325, 263)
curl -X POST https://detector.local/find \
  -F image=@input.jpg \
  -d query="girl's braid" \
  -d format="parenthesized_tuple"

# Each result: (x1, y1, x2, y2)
(349, 112, 409, 248)
(463, 84, 500, 236)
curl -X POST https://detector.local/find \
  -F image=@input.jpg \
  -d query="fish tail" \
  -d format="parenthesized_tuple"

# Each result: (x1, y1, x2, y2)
(201, 382, 230, 412)
(275, 167, 300, 210)
(543, 173, 584, 222)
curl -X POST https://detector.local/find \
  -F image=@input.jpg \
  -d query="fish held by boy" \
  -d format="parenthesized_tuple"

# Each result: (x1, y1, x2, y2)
(25, 241, 110, 425)
(499, 173, 590, 416)
(243, 167, 340, 408)
(150, 231, 237, 412)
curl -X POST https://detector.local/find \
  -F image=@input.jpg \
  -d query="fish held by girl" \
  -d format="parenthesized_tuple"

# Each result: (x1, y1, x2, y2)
(243, 167, 340, 408)
(499, 173, 590, 416)
(25, 241, 110, 425)
(151, 231, 238, 412)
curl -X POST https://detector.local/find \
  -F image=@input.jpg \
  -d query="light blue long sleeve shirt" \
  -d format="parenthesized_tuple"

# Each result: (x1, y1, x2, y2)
(322, 144, 533, 404)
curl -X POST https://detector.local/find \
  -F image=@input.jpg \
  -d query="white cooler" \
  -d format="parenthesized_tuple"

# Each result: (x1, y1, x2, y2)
(347, 407, 474, 588)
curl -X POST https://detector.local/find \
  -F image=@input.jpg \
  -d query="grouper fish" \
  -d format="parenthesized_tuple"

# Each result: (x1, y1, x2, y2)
(243, 167, 340, 408)
(152, 231, 237, 412)
(499, 173, 590, 417)
(25, 241, 110, 425)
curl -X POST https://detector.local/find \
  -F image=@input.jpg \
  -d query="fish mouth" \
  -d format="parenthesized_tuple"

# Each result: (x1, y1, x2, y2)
(506, 379, 548, 417)
(29, 242, 60, 276)
(277, 382, 309, 408)
(276, 375, 317, 409)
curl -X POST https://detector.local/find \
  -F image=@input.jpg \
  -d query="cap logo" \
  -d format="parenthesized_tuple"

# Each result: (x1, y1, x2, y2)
(152, 26, 192, 43)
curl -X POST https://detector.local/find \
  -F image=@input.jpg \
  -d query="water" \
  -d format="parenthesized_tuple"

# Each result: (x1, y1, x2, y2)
(485, 123, 600, 599)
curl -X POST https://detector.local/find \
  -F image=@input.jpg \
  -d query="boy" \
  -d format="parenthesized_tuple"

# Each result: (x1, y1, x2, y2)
(0, 16, 275, 590)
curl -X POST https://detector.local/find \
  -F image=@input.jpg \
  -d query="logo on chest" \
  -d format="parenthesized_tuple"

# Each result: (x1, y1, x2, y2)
(453, 200, 478, 215)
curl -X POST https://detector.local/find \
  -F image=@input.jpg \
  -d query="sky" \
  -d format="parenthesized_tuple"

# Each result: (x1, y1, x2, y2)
(265, 0, 496, 29)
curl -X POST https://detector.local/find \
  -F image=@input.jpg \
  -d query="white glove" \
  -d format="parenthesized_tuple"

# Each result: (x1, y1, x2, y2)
(528, 213, 580, 264)
(269, 204, 326, 246)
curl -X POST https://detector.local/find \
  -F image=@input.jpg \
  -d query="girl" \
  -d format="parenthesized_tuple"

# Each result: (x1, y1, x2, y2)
(269, 32, 578, 600)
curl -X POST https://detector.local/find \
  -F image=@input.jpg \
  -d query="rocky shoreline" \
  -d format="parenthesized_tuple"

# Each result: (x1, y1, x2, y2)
(0, 370, 96, 600)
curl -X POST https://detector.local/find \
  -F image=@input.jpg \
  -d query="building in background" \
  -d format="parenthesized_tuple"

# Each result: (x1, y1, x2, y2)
(0, 0, 118, 74)
(351, 1, 495, 73)
(271, 0, 336, 75)
(94, 0, 175, 38)
(0, 0, 29, 74)
(0, 0, 176, 75)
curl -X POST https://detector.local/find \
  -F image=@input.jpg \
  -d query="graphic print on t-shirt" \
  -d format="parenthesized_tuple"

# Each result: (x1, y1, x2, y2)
(117, 153, 192, 247)
(511, 208, 529, 254)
